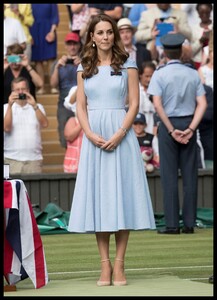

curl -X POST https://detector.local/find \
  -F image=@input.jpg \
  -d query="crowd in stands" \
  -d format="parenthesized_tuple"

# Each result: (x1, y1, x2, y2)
(4, 3, 213, 174)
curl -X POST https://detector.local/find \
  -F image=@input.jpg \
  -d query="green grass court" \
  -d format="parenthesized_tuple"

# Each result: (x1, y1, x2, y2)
(4, 228, 213, 296)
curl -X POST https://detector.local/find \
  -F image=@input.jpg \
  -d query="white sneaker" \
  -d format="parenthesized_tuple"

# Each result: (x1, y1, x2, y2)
(36, 88, 45, 95)
(51, 88, 58, 94)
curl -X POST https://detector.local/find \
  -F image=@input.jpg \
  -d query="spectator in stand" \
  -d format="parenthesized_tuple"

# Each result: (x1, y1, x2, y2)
(50, 32, 82, 149)
(132, 112, 160, 172)
(4, 76, 48, 174)
(117, 17, 152, 70)
(198, 29, 214, 89)
(190, 4, 213, 70)
(138, 61, 156, 134)
(30, 4, 59, 95)
(180, 4, 200, 27)
(198, 84, 213, 169)
(88, 4, 123, 21)
(71, 4, 90, 35)
(146, 4, 157, 10)
(122, 4, 133, 18)
(128, 4, 152, 69)
(64, 4, 73, 30)
(4, 4, 26, 56)
(135, 4, 192, 62)
(198, 50, 213, 90)
(4, 3, 34, 62)
(117, 18, 137, 63)
(79, 14, 94, 45)
(4, 43, 43, 104)
(128, 4, 148, 28)
(63, 86, 84, 173)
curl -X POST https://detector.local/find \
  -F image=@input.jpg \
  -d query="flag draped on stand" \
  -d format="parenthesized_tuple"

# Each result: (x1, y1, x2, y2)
(4, 179, 48, 289)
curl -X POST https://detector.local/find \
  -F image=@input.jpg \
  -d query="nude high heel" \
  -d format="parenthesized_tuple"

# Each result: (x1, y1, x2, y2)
(113, 258, 127, 286)
(97, 258, 112, 287)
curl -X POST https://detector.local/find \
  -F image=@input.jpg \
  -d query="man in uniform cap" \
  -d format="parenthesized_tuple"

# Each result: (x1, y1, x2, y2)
(147, 33, 207, 234)
(160, 33, 192, 63)
(160, 33, 185, 49)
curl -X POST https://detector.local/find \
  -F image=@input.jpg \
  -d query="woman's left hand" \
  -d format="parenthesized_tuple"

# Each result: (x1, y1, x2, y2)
(101, 129, 125, 151)
(46, 31, 56, 43)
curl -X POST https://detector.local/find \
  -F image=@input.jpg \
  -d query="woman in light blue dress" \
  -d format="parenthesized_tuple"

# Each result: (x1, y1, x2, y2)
(67, 14, 156, 287)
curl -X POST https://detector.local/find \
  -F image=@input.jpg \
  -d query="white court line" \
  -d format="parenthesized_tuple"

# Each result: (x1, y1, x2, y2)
(49, 265, 213, 275)
(183, 278, 211, 281)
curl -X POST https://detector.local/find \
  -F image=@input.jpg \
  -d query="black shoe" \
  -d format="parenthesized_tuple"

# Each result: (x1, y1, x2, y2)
(182, 227, 194, 234)
(158, 227, 180, 234)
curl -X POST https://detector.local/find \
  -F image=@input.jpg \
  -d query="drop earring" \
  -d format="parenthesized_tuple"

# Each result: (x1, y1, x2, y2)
(92, 42, 96, 47)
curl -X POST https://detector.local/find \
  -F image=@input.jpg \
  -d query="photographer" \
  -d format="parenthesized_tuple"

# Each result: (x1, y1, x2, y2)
(135, 4, 192, 63)
(4, 77, 48, 174)
(50, 32, 82, 148)
(4, 43, 43, 104)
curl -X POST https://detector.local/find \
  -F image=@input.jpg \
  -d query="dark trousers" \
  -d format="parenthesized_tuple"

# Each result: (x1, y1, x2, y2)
(57, 106, 75, 149)
(199, 123, 213, 160)
(158, 116, 198, 228)
(135, 43, 152, 71)
(66, 5, 73, 29)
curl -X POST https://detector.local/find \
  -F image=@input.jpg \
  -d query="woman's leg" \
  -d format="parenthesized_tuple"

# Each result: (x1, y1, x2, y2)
(95, 232, 112, 286)
(35, 61, 45, 94)
(47, 59, 58, 93)
(113, 230, 130, 285)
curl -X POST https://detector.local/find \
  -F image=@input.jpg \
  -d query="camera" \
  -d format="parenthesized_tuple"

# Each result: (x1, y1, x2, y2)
(149, 95, 153, 102)
(18, 93, 26, 100)
(66, 58, 74, 64)
(7, 55, 21, 64)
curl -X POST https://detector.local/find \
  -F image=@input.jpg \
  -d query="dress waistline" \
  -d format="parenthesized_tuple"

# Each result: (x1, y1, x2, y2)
(88, 107, 126, 111)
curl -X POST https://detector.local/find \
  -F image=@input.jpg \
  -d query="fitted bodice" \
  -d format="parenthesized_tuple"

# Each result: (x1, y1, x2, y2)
(77, 58, 137, 110)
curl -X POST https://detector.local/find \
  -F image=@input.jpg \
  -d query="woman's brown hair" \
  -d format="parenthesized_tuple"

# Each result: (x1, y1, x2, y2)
(80, 14, 129, 79)
(7, 43, 24, 55)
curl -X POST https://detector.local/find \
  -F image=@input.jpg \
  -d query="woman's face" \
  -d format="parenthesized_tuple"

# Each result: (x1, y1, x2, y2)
(92, 21, 114, 52)
(197, 5, 212, 23)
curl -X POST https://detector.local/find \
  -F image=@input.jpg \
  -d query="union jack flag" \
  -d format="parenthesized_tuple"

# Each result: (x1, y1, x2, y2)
(4, 179, 48, 289)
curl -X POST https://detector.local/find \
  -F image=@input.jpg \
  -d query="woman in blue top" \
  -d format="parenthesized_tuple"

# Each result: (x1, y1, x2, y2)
(30, 4, 59, 94)
(67, 14, 155, 287)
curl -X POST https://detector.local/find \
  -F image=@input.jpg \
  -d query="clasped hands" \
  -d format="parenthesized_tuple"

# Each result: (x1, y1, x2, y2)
(88, 129, 125, 151)
(171, 128, 194, 144)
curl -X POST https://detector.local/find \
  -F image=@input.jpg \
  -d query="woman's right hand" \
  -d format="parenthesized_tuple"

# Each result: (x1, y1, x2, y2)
(87, 132, 107, 148)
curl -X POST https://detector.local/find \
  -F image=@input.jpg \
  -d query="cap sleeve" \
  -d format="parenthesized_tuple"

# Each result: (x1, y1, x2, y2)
(77, 63, 83, 72)
(123, 58, 138, 69)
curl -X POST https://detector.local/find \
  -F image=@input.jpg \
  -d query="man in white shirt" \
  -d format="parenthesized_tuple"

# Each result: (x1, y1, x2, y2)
(4, 77, 48, 174)
(4, 5, 26, 56)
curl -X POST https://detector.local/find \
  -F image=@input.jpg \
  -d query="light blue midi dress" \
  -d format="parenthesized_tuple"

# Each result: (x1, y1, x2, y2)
(67, 58, 156, 233)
